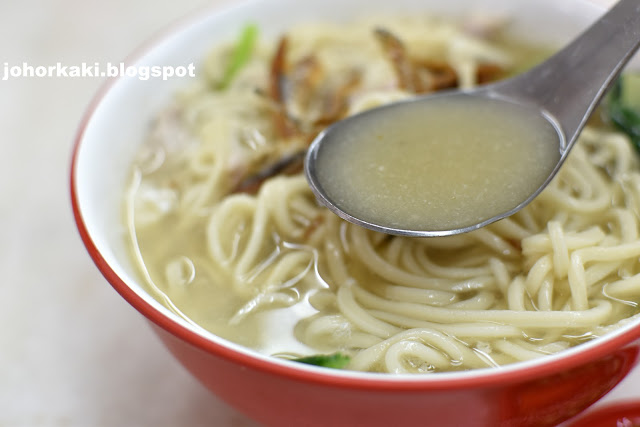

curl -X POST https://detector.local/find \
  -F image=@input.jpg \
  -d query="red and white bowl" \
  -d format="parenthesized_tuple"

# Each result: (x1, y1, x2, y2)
(70, 0, 640, 425)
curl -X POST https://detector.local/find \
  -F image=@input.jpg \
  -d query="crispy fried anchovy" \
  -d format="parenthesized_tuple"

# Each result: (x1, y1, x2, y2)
(416, 59, 458, 91)
(375, 27, 461, 93)
(269, 36, 299, 139)
(269, 37, 288, 103)
(290, 54, 325, 111)
(375, 27, 504, 92)
(476, 63, 504, 84)
(374, 27, 418, 92)
(232, 149, 306, 194)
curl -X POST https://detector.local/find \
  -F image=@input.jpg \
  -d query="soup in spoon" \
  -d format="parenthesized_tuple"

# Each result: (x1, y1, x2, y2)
(309, 93, 561, 233)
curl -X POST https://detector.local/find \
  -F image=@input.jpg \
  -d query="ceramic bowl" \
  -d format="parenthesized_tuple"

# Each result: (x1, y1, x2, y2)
(71, 0, 640, 425)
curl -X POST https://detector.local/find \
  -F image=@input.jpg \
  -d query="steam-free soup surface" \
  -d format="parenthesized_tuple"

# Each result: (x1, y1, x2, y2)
(313, 94, 561, 231)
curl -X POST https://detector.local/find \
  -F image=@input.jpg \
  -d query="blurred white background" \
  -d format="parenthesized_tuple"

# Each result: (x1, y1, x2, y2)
(0, 0, 633, 426)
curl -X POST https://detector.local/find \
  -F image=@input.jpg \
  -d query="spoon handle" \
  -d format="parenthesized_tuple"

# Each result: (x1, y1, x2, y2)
(494, 0, 640, 153)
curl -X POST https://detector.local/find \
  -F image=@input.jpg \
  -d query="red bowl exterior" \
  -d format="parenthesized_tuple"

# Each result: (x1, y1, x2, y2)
(566, 399, 640, 427)
(153, 322, 639, 427)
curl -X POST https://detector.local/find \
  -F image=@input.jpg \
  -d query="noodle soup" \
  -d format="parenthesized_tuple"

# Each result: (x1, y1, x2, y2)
(125, 16, 640, 374)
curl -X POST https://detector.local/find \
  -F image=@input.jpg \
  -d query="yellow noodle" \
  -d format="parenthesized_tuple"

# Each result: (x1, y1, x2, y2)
(125, 16, 640, 374)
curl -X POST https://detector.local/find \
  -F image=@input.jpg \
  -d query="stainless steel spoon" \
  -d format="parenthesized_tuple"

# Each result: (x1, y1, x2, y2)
(305, 0, 640, 237)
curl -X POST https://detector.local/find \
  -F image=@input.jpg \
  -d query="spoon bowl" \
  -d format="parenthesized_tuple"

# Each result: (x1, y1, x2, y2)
(306, 90, 564, 237)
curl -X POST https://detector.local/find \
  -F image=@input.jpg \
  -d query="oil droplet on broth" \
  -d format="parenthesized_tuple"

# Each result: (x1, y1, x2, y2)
(313, 94, 561, 232)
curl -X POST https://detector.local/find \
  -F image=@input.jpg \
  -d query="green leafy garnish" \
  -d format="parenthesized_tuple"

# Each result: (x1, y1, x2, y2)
(293, 353, 351, 369)
(218, 23, 259, 90)
(608, 73, 640, 152)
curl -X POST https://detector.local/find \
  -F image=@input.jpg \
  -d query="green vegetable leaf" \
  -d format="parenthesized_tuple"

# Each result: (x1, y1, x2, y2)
(218, 23, 259, 90)
(608, 73, 640, 152)
(293, 353, 351, 369)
